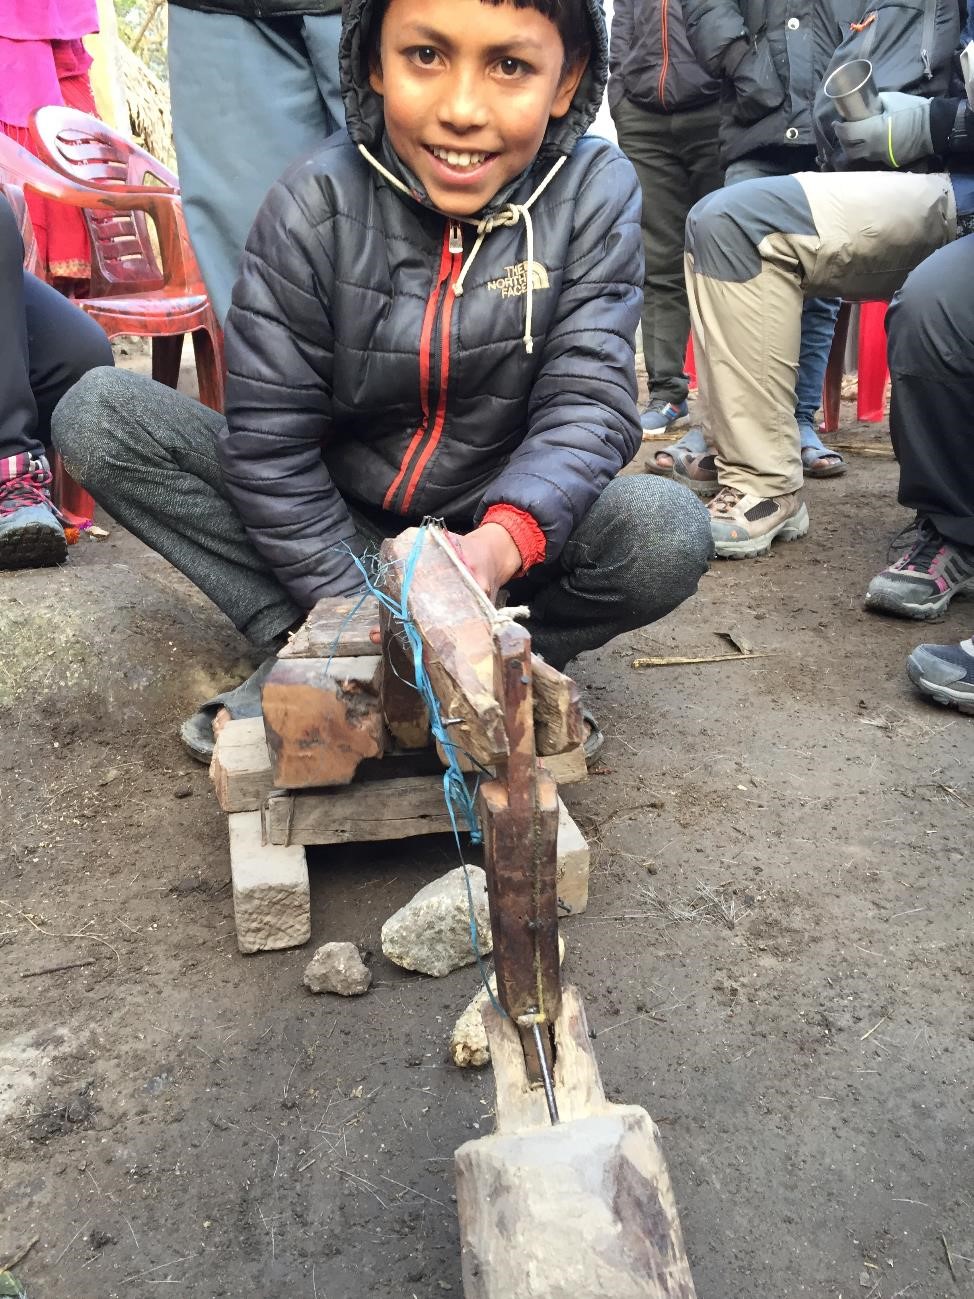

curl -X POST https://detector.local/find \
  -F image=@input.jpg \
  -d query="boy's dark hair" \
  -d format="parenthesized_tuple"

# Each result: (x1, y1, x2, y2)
(371, 0, 591, 71)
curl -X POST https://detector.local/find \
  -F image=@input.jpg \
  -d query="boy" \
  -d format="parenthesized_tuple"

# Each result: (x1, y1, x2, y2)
(55, 0, 712, 761)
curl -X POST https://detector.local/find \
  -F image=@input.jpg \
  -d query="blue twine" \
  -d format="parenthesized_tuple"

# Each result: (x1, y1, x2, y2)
(333, 527, 507, 1017)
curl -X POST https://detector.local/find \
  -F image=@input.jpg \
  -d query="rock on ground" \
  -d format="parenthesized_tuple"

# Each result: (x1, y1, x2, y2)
(303, 942, 372, 995)
(451, 935, 566, 1068)
(381, 865, 491, 978)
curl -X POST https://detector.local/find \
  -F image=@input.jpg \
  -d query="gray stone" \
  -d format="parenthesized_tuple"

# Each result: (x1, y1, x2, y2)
(382, 866, 491, 978)
(303, 942, 372, 996)
(228, 811, 310, 954)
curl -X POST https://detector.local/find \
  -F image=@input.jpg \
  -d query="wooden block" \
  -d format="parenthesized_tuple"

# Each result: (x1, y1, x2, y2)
(531, 655, 584, 756)
(210, 716, 276, 813)
(454, 987, 698, 1299)
(261, 657, 384, 789)
(540, 746, 587, 787)
(228, 811, 310, 954)
(556, 799, 589, 918)
(264, 775, 467, 846)
(380, 528, 508, 767)
(278, 594, 381, 659)
(380, 603, 430, 749)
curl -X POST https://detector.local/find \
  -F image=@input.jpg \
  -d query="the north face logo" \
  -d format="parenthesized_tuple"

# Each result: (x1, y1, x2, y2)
(486, 260, 550, 298)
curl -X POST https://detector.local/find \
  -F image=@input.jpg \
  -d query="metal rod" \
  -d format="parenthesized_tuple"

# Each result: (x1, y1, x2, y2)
(532, 1021, 559, 1125)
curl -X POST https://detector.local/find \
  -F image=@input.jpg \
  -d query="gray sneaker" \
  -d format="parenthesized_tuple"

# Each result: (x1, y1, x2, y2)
(906, 639, 974, 714)
(0, 454, 67, 569)
(640, 398, 689, 435)
(865, 520, 974, 620)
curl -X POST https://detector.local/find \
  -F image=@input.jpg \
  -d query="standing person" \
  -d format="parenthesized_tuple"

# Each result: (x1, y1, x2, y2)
(681, 0, 848, 502)
(56, 0, 713, 762)
(0, 193, 114, 567)
(609, 0, 724, 454)
(0, 0, 102, 288)
(166, 0, 345, 324)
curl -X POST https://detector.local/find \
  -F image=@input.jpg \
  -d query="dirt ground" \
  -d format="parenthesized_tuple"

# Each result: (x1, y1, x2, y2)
(1, 364, 973, 1299)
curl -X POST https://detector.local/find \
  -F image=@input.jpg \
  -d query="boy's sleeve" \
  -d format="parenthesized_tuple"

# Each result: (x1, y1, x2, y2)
(218, 170, 364, 609)
(476, 148, 644, 569)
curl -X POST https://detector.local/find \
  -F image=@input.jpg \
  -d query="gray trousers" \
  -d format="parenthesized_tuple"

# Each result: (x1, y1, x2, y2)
(168, 8, 343, 323)
(52, 368, 713, 670)
(611, 96, 723, 405)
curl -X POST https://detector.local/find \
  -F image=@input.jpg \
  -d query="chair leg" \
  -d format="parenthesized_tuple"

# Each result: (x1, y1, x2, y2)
(52, 450, 96, 526)
(152, 334, 185, 390)
(684, 334, 697, 390)
(821, 301, 852, 434)
(192, 325, 225, 413)
(856, 300, 889, 424)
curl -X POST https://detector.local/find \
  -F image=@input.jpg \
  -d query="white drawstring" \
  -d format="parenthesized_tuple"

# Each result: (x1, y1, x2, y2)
(358, 143, 568, 354)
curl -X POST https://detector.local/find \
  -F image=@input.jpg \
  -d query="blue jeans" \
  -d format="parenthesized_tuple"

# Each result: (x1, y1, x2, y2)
(168, 9, 344, 323)
(724, 157, 841, 437)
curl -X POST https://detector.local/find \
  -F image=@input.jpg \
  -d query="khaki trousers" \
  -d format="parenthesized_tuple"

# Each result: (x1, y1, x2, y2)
(685, 171, 956, 497)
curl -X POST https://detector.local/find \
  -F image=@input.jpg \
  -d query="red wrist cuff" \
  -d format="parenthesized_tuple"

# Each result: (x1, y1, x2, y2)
(482, 505, 547, 576)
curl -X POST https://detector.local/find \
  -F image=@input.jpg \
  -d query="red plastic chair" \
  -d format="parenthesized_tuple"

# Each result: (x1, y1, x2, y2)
(822, 300, 889, 433)
(18, 116, 224, 412)
(1, 177, 97, 526)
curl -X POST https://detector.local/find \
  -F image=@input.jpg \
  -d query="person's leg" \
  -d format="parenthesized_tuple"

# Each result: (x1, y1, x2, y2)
(508, 476, 712, 672)
(168, 10, 338, 322)
(301, 14, 345, 135)
(53, 367, 305, 647)
(865, 236, 974, 619)
(611, 97, 700, 429)
(26, 273, 114, 447)
(0, 196, 40, 461)
(684, 169, 955, 556)
(793, 294, 844, 475)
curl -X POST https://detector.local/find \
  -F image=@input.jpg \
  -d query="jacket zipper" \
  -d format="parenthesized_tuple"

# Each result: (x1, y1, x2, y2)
(657, 0, 671, 105)
(383, 222, 463, 514)
(920, 0, 937, 78)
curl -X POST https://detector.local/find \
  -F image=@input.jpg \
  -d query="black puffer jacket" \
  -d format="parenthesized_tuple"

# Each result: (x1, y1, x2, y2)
(167, 0, 342, 16)
(609, 0, 720, 113)
(219, 0, 643, 606)
(683, 0, 855, 163)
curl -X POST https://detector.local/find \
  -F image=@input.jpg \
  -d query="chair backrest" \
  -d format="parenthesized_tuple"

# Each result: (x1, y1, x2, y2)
(31, 106, 179, 192)
(0, 178, 40, 275)
(0, 132, 166, 295)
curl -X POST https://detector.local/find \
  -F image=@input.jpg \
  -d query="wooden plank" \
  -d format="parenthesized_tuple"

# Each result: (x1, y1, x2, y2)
(531, 655, 584, 757)
(278, 594, 381, 659)
(264, 775, 472, 846)
(261, 657, 384, 789)
(379, 528, 508, 768)
(556, 799, 589, 918)
(540, 746, 587, 787)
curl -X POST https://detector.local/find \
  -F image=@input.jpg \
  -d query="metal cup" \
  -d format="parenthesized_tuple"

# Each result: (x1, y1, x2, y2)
(823, 59, 882, 121)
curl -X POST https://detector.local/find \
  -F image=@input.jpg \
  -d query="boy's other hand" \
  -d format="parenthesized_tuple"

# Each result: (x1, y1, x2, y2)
(451, 523, 522, 601)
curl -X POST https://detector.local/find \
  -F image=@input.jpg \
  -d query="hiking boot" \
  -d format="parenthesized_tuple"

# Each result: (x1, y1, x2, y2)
(865, 520, 974, 620)
(708, 486, 809, 558)
(640, 398, 689, 435)
(0, 454, 67, 569)
(906, 639, 974, 714)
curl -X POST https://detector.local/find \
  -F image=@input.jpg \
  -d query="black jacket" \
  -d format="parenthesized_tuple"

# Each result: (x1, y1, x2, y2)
(609, 0, 720, 113)
(167, 0, 342, 16)
(219, 0, 644, 606)
(683, 0, 856, 163)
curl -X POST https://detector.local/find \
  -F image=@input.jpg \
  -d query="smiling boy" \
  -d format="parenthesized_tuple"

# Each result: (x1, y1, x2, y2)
(55, 0, 711, 761)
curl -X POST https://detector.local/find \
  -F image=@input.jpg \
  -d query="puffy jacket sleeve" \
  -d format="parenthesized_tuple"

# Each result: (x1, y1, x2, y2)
(683, 0, 749, 77)
(219, 167, 364, 608)
(476, 148, 643, 563)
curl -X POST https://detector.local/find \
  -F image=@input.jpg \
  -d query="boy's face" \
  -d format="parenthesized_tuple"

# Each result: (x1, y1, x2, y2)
(370, 0, 586, 217)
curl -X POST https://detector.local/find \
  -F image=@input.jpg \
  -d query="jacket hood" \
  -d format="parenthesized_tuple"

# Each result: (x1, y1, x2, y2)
(339, 0, 609, 166)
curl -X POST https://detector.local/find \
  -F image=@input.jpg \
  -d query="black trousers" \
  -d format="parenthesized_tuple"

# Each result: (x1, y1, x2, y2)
(887, 234, 974, 546)
(0, 194, 114, 462)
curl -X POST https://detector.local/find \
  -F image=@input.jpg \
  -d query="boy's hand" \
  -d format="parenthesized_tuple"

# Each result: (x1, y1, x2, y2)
(451, 523, 522, 601)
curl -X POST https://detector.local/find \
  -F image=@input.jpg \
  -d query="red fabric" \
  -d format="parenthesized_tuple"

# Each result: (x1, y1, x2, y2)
(0, 44, 97, 283)
(482, 504, 547, 576)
